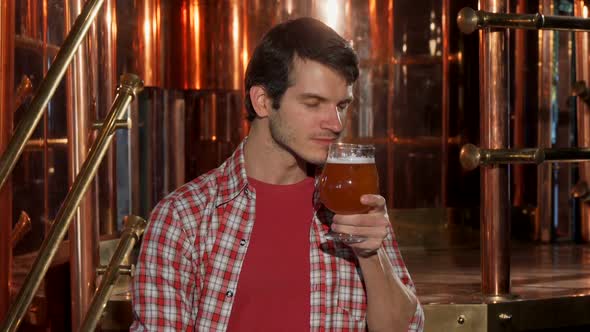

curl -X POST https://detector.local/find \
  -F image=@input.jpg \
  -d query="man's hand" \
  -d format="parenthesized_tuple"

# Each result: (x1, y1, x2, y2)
(331, 194, 390, 256)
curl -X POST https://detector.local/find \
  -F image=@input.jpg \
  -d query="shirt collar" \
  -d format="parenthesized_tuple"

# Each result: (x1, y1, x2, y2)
(215, 139, 250, 207)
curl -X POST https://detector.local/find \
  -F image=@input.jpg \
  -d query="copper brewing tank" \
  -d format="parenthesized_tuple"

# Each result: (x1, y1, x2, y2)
(130, 0, 459, 212)
(0, 0, 15, 322)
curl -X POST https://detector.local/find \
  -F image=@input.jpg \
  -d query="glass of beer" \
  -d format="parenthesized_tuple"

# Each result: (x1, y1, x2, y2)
(318, 143, 380, 243)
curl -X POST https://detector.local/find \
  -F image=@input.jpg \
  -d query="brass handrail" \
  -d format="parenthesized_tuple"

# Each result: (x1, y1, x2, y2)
(0, 74, 144, 332)
(457, 6, 590, 34)
(460, 143, 590, 171)
(0, 0, 105, 191)
(79, 216, 147, 332)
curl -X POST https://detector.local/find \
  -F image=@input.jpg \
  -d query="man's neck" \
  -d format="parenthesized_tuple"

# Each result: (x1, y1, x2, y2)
(244, 122, 308, 185)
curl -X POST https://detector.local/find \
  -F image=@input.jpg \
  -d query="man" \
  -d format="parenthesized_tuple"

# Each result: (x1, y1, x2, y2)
(131, 17, 424, 331)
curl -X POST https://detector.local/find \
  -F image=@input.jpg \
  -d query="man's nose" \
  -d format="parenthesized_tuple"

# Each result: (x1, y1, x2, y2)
(321, 107, 343, 133)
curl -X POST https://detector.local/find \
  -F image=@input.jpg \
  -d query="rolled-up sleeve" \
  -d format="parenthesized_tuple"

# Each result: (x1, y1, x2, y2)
(130, 199, 197, 331)
(383, 223, 425, 332)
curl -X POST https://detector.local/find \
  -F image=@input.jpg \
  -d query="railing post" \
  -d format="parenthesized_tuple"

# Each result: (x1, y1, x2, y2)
(478, 0, 511, 297)
(0, 74, 143, 332)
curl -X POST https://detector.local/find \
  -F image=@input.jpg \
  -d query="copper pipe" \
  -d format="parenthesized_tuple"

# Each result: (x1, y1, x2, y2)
(42, 0, 49, 246)
(460, 144, 590, 170)
(64, 0, 100, 328)
(479, 0, 511, 296)
(458, 6, 590, 34)
(11, 211, 31, 249)
(23, 0, 39, 39)
(98, 0, 118, 236)
(350, 134, 463, 147)
(79, 216, 147, 332)
(23, 137, 68, 151)
(386, 53, 462, 65)
(575, 0, 590, 242)
(441, 0, 450, 206)
(14, 34, 60, 57)
(513, 0, 527, 207)
(386, 0, 395, 206)
(0, 74, 143, 332)
(14, 75, 33, 111)
(92, 119, 130, 130)
(0, 0, 105, 192)
(137, 0, 252, 90)
(536, 0, 554, 243)
(0, 0, 15, 322)
(95, 264, 134, 276)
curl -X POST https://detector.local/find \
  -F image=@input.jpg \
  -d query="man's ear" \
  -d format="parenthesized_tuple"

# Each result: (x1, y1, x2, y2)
(249, 86, 271, 118)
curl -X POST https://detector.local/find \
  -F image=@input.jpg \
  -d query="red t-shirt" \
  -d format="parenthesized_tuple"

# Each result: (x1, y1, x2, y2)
(226, 177, 314, 331)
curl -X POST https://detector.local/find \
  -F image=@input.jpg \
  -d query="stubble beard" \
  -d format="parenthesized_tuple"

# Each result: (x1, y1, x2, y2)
(268, 112, 326, 166)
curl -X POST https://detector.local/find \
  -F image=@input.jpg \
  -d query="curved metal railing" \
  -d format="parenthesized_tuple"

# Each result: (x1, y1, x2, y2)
(79, 215, 147, 332)
(0, 0, 105, 191)
(0, 73, 144, 332)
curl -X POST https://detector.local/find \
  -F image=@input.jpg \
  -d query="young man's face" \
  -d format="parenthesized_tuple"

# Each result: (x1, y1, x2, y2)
(268, 57, 354, 165)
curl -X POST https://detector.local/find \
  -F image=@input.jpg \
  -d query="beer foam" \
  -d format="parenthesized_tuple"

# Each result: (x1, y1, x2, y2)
(327, 156, 375, 164)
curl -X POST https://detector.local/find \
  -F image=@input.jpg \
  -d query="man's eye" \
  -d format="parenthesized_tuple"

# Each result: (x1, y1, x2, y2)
(305, 103, 320, 108)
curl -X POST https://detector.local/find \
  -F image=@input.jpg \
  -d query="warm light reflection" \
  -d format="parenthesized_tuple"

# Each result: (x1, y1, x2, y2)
(143, 3, 152, 80)
(242, 49, 249, 73)
(111, 4, 117, 40)
(189, 0, 201, 89)
(323, 0, 342, 33)
(286, 0, 293, 15)
(154, 3, 159, 43)
(584, 5, 589, 18)
(242, 6, 249, 76)
(105, 3, 111, 26)
(232, 3, 240, 89)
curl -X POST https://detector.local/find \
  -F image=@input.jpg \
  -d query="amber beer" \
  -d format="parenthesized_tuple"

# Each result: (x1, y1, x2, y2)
(319, 145, 379, 215)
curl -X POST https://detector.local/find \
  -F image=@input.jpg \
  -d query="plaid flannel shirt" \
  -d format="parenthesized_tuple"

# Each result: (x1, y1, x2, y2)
(131, 140, 424, 331)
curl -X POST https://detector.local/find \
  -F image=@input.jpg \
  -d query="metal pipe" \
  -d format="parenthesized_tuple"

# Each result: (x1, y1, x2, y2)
(24, 138, 68, 150)
(458, 6, 590, 34)
(461, 143, 590, 170)
(98, 0, 118, 237)
(441, 0, 450, 206)
(79, 215, 147, 332)
(11, 211, 31, 249)
(386, 0, 395, 207)
(536, 0, 554, 243)
(64, 0, 100, 328)
(513, 0, 527, 207)
(0, 0, 105, 192)
(0, 74, 143, 332)
(14, 34, 60, 57)
(0, 0, 15, 321)
(575, 0, 590, 242)
(95, 264, 135, 276)
(479, 0, 511, 297)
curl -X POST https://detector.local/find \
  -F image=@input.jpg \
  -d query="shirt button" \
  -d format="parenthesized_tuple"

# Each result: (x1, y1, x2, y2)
(240, 239, 246, 246)
(226, 290, 234, 298)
